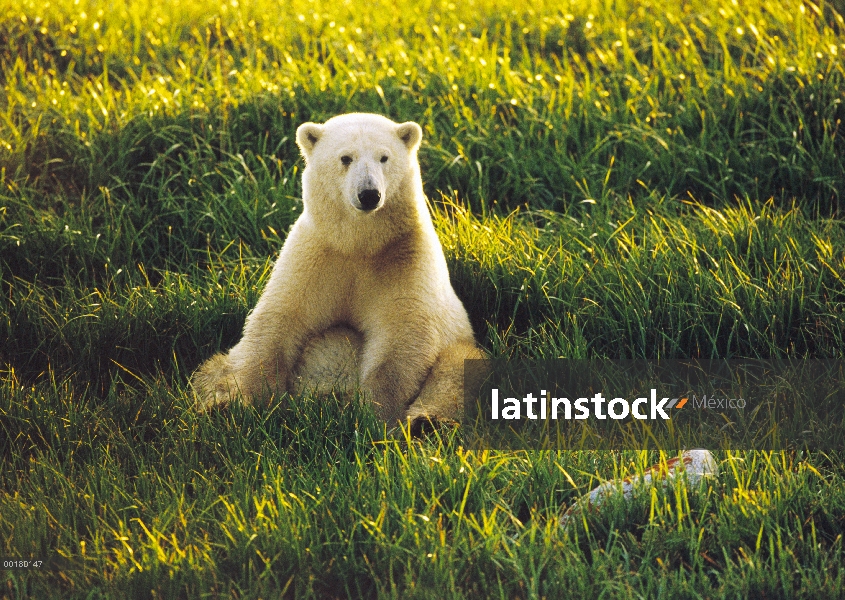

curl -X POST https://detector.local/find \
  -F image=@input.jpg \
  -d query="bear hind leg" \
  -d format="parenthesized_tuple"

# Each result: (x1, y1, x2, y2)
(191, 352, 241, 410)
(405, 340, 484, 426)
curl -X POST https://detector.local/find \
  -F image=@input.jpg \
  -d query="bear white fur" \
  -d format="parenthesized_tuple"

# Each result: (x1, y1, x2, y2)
(192, 113, 483, 423)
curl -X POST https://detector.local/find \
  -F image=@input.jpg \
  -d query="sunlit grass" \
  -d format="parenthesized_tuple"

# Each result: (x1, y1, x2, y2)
(2, 0, 844, 210)
(438, 197, 845, 358)
(3, 372, 844, 597)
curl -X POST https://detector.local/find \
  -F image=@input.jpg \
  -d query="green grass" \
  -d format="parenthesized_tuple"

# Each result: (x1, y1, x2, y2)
(1, 0, 845, 597)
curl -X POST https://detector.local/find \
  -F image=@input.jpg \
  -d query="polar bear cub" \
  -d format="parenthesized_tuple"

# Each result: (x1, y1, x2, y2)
(192, 113, 483, 423)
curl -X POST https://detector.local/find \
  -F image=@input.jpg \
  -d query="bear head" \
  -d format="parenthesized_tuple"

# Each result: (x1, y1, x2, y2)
(295, 114, 425, 252)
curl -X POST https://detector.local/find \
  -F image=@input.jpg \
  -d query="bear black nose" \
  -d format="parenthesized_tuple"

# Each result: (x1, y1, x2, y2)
(357, 189, 381, 211)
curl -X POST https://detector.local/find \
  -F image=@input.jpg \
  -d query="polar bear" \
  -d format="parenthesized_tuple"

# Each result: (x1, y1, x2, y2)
(192, 113, 483, 424)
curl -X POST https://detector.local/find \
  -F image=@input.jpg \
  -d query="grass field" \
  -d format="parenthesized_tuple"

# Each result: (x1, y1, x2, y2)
(1, 0, 845, 597)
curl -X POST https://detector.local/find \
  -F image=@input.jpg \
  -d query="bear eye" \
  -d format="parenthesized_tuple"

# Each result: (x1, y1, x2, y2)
(341, 155, 352, 166)
(380, 155, 388, 163)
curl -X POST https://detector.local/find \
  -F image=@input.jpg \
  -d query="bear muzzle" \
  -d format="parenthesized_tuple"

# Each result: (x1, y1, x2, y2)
(356, 188, 382, 211)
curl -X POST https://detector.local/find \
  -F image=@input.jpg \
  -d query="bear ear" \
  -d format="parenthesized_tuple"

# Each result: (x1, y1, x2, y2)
(396, 122, 422, 151)
(296, 123, 324, 157)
